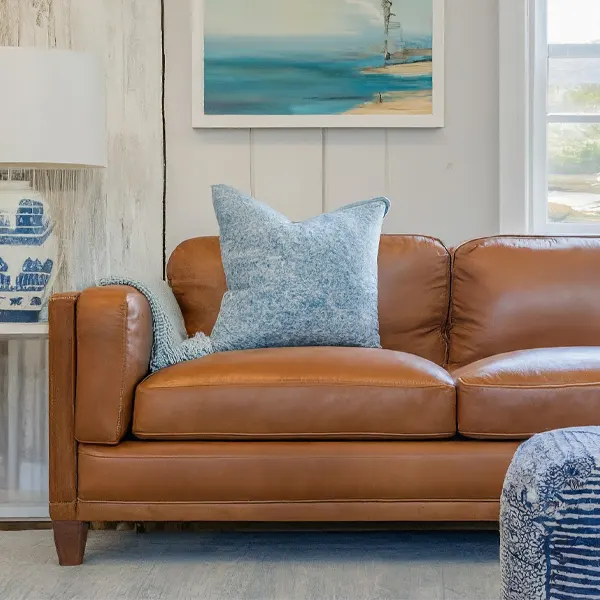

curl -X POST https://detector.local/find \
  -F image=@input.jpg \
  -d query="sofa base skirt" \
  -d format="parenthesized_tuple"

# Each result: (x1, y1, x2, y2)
(72, 440, 520, 522)
(74, 500, 501, 522)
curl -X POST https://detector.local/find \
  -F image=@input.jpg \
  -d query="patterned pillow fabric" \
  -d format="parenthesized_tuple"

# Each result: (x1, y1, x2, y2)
(209, 184, 390, 352)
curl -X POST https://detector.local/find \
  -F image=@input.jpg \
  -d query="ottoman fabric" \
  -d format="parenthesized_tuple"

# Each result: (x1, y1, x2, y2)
(501, 427, 600, 600)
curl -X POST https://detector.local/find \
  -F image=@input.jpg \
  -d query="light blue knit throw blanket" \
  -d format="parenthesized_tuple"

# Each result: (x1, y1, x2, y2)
(99, 277, 214, 372)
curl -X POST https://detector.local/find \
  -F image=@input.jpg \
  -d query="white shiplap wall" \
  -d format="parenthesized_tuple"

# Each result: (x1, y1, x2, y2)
(165, 0, 500, 257)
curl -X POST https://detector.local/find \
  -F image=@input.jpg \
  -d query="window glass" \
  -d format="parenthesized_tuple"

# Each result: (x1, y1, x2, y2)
(548, 0, 600, 45)
(548, 58, 600, 114)
(543, 1, 600, 227)
(548, 123, 600, 223)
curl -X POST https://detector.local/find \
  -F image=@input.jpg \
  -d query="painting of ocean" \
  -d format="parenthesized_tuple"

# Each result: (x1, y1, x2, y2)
(194, 0, 443, 127)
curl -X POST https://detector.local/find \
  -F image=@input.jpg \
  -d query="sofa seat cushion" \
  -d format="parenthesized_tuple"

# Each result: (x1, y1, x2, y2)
(453, 347, 600, 439)
(133, 347, 456, 440)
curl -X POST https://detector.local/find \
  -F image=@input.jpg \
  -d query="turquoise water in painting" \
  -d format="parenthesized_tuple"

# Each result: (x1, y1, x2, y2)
(204, 36, 432, 115)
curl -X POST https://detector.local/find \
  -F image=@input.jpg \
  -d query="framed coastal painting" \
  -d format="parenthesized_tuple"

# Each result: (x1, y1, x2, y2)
(192, 0, 444, 128)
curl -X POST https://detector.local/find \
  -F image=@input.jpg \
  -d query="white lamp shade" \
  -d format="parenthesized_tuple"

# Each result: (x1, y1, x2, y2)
(0, 47, 106, 168)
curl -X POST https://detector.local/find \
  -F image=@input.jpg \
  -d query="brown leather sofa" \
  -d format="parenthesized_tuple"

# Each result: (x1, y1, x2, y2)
(48, 235, 600, 565)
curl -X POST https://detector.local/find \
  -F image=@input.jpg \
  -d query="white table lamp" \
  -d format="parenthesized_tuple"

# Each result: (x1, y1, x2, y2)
(0, 47, 106, 322)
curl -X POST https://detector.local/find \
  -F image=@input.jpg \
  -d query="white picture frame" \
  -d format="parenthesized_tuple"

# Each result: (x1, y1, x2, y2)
(192, 0, 444, 128)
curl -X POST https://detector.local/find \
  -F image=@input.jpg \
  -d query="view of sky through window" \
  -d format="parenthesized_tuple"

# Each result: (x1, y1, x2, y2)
(549, 0, 600, 44)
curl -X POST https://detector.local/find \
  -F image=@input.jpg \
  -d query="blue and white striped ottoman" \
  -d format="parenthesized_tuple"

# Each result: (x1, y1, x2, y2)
(501, 428, 600, 600)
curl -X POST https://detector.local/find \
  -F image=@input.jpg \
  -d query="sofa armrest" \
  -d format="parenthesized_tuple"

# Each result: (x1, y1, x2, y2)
(49, 293, 80, 520)
(74, 285, 153, 445)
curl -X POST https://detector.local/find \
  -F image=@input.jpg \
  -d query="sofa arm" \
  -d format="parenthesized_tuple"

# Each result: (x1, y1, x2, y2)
(49, 293, 80, 519)
(74, 286, 153, 445)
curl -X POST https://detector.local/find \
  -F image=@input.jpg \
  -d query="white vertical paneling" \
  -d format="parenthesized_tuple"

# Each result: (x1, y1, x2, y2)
(252, 130, 324, 220)
(164, 0, 251, 257)
(385, 0, 498, 246)
(166, 129, 252, 255)
(386, 128, 455, 238)
(323, 129, 387, 212)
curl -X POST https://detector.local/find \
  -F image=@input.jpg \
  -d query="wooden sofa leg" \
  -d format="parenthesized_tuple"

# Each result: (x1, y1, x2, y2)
(53, 521, 89, 566)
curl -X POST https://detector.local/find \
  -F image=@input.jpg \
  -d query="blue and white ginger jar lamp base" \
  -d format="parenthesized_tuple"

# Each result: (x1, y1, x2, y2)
(0, 181, 57, 323)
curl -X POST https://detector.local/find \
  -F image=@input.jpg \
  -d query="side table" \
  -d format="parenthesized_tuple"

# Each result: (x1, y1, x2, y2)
(0, 323, 49, 520)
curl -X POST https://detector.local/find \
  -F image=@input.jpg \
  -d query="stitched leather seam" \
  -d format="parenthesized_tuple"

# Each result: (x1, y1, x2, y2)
(454, 233, 600, 253)
(132, 432, 456, 439)
(115, 298, 128, 443)
(440, 246, 451, 365)
(460, 431, 537, 438)
(79, 452, 470, 460)
(77, 499, 499, 504)
(141, 383, 455, 390)
(458, 380, 600, 390)
(76, 438, 121, 445)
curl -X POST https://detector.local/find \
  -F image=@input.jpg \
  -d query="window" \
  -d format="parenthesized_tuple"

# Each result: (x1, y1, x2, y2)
(532, 0, 600, 233)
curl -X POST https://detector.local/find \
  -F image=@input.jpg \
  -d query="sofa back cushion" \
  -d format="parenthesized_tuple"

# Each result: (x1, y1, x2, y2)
(449, 236, 600, 367)
(167, 235, 451, 365)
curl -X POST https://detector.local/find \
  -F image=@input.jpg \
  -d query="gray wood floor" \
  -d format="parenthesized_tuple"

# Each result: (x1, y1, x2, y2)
(0, 530, 500, 600)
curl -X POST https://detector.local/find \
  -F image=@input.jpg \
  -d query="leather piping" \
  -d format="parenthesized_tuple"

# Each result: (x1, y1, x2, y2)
(453, 233, 600, 253)
(460, 431, 540, 439)
(141, 382, 454, 390)
(79, 450, 466, 460)
(76, 500, 501, 522)
(132, 432, 457, 439)
(442, 244, 453, 367)
(76, 437, 122, 446)
(458, 380, 600, 390)
(78, 498, 500, 504)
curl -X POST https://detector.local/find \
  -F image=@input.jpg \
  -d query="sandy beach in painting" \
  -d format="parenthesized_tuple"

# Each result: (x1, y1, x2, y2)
(347, 89, 432, 115)
(347, 60, 433, 114)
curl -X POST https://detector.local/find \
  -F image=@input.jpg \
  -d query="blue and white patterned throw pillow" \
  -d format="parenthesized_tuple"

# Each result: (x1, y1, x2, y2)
(209, 185, 390, 352)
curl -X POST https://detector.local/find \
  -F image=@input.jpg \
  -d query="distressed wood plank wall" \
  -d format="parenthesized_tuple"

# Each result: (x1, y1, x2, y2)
(0, 0, 164, 512)
(0, 0, 164, 286)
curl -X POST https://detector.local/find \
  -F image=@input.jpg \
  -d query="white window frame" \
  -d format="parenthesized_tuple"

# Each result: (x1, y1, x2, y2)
(499, 0, 600, 235)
